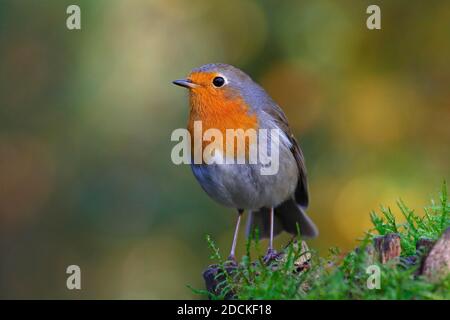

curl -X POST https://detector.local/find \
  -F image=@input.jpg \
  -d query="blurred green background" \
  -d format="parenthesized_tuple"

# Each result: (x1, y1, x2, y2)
(0, 0, 449, 299)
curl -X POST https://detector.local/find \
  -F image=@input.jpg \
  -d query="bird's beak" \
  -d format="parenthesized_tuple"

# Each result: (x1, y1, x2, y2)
(172, 79, 198, 89)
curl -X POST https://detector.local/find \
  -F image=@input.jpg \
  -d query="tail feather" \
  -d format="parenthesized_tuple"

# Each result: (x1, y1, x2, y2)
(246, 198, 318, 239)
(246, 208, 284, 239)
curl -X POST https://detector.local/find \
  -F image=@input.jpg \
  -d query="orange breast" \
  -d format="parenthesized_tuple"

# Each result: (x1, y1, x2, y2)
(187, 86, 258, 162)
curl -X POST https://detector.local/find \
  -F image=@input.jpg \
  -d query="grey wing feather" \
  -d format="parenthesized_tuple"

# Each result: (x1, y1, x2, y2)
(290, 137, 309, 208)
(260, 102, 309, 208)
(245, 89, 315, 238)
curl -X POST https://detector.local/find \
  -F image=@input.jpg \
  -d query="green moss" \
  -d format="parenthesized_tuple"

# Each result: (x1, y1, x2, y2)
(192, 182, 450, 300)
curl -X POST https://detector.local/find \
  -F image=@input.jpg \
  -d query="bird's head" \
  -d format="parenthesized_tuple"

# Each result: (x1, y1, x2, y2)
(173, 63, 260, 132)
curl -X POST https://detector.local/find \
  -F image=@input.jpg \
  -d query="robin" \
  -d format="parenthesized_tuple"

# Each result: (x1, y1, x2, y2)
(173, 63, 318, 262)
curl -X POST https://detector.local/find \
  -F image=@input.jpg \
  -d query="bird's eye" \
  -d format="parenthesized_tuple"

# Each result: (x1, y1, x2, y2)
(212, 76, 225, 88)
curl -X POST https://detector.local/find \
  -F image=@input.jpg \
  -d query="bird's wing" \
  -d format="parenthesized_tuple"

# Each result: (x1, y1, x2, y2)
(262, 103, 309, 208)
(289, 135, 309, 208)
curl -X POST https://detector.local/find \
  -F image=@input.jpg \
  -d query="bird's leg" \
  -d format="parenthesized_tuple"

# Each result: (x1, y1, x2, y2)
(264, 207, 278, 262)
(228, 209, 244, 263)
(269, 206, 274, 251)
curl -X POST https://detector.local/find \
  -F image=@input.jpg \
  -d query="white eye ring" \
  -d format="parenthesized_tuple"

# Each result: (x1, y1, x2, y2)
(212, 75, 227, 88)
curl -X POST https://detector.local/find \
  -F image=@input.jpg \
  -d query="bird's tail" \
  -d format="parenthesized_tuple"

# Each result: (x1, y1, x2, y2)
(246, 198, 319, 239)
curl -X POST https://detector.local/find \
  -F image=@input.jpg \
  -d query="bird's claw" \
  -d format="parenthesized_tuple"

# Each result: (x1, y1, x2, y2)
(263, 248, 280, 263)
(226, 255, 238, 266)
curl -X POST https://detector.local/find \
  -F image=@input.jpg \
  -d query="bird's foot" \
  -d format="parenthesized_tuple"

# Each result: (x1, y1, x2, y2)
(263, 248, 280, 264)
(226, 255, 238, 266)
